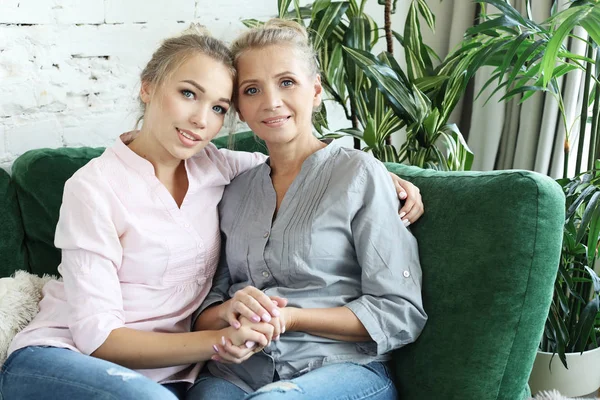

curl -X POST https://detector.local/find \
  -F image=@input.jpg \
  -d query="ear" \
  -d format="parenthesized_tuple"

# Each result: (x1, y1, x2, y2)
(140, 81, 153, 104)
(313, 75, 323, 109)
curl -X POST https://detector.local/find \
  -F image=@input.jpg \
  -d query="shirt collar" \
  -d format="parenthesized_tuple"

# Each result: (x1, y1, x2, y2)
(111, 132, 156, 176)
(261, 138, 341, 173)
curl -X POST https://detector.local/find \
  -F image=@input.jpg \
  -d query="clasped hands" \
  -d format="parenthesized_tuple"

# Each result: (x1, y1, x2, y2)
(212, 286, 292, 364)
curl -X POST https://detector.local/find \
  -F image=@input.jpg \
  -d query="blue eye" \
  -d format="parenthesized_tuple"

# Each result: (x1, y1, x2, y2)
(281, 79, 294, 87)
(182, 89, 195, 99)
(244, 87, 259, 95)
(213, 105, 228, 114)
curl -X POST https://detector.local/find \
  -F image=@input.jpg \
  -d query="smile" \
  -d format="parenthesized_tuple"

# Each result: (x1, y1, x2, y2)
(262, 116, 291, 126)
(176, 127, 201, 141)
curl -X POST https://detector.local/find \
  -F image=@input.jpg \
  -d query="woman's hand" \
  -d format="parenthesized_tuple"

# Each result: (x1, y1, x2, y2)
(388, 174, 424, 227)
(221, 286, 287, 329)
(211, 317, 274, 364)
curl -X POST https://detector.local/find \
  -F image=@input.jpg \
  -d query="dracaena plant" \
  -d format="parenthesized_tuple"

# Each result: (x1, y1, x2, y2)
(243, 0, 474, 171)
(446, 0, 600, 368)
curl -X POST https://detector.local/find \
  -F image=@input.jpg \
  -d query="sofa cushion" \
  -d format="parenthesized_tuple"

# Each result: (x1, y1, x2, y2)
(0, 169, 27, 278)
(385, 163, 563, 400)
(11, 147, 104, 277)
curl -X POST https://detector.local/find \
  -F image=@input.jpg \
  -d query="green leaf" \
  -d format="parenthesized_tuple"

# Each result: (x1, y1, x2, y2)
(362, 116, 377, 147)
(241, 19, 264, 29)
(417, 0, 435, 31)
(576, 191, 600, 244)
(466, 15, 521, 37)
(586, 201, 600, 265)
(311, 0, 331, 20)
(567, 185, 596, 220)
(278, 0, 293, 18)
(415, 75, 449, 93)
(573, 297, 600, 352)
(310, 2, 350, 48)
(440, 123, 474, 171)
(542, 6, 592, 87)
(480, 0, 543, 32)
(376, 145, 399, 163)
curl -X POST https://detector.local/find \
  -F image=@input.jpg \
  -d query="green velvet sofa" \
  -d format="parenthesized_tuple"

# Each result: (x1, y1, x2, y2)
(0, 131, 564, 399)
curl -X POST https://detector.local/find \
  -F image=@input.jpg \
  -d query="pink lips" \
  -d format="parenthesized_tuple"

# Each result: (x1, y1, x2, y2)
(176, 127, 203, 148)
(262, 116, 290, 127)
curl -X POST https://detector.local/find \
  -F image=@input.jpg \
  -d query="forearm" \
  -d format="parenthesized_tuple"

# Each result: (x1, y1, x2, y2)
(193, 301, 230, 331)
(91, 327, 220, 369)
(288, 306, 371, 342)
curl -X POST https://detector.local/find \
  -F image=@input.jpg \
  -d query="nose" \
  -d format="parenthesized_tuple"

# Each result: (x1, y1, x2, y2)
(263, 87, 283, 111)
(190, 105, 208, 129)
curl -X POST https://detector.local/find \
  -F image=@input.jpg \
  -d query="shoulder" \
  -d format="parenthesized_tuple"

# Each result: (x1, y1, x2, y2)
(63, 149, 121, 204)
(328, 145, 389, 187)
(224, 162, 264, 193)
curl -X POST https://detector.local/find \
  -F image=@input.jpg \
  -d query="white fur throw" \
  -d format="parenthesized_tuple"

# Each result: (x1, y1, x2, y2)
(0, 270, 58, 364)
(531, 390, 599, 399)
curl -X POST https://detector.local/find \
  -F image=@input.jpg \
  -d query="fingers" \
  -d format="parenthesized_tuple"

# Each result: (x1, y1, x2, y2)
(231, 287, 282, 323)
(394, 177, 424, 226)
(269, 296, 288, 308)
(269, 316, 281, 340)
(239, 317, 275, 345)
(399, 198, 424, 226)
(212, 339, 255, 364)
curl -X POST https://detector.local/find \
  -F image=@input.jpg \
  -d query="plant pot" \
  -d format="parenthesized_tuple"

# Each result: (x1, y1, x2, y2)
(528, 346, 600, 397)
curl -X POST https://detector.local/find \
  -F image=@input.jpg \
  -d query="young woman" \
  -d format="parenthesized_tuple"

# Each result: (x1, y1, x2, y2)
(0, 27, 422, 400)
(189, 20, 428, 400)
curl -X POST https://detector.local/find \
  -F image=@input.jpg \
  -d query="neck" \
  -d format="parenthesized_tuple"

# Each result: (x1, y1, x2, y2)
(267, 131, 326, 177)
(127, 128, 182, 178)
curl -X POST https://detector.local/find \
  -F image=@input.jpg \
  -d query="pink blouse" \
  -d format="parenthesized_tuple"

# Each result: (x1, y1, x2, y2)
(8, 136, 266, 384)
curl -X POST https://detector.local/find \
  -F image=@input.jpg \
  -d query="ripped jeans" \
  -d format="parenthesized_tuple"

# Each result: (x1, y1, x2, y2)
(187, 361, 397, 400)
(0, 346, 186, 400)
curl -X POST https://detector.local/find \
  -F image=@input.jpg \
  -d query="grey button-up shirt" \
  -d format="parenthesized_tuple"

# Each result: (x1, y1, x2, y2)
(198, 140, 427, 392)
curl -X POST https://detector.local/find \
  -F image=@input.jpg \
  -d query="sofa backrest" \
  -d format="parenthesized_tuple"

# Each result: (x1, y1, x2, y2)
(0, 168, 27, 277)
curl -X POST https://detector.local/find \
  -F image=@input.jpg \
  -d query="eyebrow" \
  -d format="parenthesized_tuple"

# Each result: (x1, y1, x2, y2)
(238, 71, 298, 87)
(181, 79, 231, 104)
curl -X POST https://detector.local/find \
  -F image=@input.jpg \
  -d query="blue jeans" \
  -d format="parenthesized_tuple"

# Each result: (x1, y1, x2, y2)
(187, 361, 397, 400)
(0, 346, 192, 400)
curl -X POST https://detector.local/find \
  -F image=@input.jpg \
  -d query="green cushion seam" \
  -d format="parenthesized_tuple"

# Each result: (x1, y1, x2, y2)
(493, 172, 541, 400)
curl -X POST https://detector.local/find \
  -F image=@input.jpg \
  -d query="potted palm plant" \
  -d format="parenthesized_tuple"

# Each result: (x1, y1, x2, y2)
(445, 0, 600, 396)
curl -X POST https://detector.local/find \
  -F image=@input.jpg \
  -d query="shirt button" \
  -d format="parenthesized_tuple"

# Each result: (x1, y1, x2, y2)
(262, 271, 270, 278)
(263, 232, 269, 238)
(403, 270, 410, 278)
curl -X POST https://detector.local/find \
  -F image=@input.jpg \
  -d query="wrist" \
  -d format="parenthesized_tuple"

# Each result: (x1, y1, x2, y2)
(285, 307, 301, 332)
(216, 301, 230, 323)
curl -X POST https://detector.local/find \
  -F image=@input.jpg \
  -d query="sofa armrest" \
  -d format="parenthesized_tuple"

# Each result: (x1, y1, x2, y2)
(385, 163, 564, 400)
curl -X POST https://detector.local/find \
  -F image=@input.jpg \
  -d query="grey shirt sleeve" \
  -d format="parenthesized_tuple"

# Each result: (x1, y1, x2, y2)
(345, 159, 428, 355)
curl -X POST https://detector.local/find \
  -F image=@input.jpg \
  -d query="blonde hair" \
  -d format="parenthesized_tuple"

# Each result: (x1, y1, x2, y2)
(138, 24, 235, 122)
(230, 19, 319, 78)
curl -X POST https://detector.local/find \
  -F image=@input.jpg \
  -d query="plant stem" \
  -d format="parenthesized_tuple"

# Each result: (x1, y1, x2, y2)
(384, 0, 393, 146)
(576, 44, 593, 175)
(350, 101, 360, 149)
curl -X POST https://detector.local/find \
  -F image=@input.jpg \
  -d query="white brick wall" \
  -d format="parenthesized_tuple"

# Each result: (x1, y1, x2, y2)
(0, 0, 402, 169)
